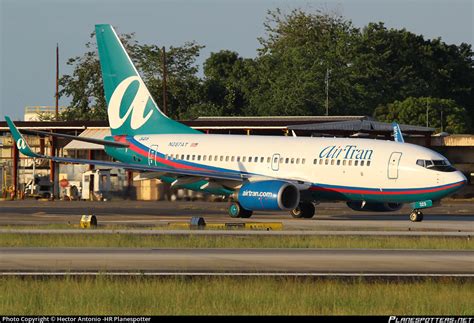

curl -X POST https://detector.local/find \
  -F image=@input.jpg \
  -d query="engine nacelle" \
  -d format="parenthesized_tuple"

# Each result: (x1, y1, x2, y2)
(346, 201, 403, 212)
(238, 180, 300, 211)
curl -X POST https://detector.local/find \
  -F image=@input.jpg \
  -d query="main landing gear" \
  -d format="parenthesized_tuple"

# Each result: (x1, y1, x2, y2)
(290, 202, 315, 219)
(228, 202, 253, 218)
(409, 209, 424, 222)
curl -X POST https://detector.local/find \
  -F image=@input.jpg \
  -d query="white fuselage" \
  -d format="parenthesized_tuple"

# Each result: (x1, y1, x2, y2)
(126, 134, 466, 203)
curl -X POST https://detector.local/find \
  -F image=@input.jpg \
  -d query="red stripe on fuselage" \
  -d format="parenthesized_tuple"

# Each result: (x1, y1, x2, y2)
(310, 181, 463, 195)
(126, 140, 209, 172)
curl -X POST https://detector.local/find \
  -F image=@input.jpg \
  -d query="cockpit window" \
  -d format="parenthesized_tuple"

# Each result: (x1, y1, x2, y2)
(416, 159, 457, 172)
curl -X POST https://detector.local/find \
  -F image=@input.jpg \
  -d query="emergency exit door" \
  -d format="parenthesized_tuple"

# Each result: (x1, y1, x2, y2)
(388, 152, 402, 179)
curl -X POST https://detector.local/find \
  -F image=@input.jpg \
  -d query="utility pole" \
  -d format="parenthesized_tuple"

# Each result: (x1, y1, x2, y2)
(325, 68, 330, 116)
(426, 101, 429, 127)
(162, 46, 168, 116)
(440, 107, 444, 132)
(55, 43, 59, 120)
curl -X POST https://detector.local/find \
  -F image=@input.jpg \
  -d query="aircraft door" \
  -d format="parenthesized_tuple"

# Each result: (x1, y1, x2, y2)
(271, 153, 280, 171)
(388, 152, 402, 179)
(148, 145, 159, 166)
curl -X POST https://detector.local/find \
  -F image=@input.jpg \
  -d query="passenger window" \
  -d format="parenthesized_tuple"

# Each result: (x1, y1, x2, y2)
(260, 157, 264, 163)
(203, 155, 207, 161)
(186, 155, 190, 160)
(267, 157, 271, 163)
(302, 158, 305, 164)
(214, 156, 218, 161)
(242, 157, 246, 162)
(231, 156, 235, 162)
(237, 156, 240, 162)
(208, 155, 212, 161)
(337, 160, 341, 166)
(291, 158, 294, 164)
(280, 158, 284, 163)
(331, 159, 335, 165)
(220, 156, 224, 161)
(225, 156, 229, 162)
(313, 159, 317, 165)
(348, 160, 352, 166)
(285, 158, 289, 164)
(197, 155, 201, 161)
(249, 157, 252, 162)
(192, 155, 195, 161)
(255, 157, 258, 162)
(355, 160, 358, 166)
(181, 154, 185, 160)
(360, 160, 364, 166)
(367, 161, 371, 166)
(296, 158, 300, 164)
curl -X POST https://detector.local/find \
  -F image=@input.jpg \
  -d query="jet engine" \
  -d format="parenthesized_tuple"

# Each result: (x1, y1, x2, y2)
(237, 180, 300, 211)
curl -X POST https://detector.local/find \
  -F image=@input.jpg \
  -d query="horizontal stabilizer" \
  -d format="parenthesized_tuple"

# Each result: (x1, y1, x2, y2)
(19, 129, 129, 148)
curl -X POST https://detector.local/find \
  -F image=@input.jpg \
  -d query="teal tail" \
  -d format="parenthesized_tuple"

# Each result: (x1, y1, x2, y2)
(95, 24, 200, 136)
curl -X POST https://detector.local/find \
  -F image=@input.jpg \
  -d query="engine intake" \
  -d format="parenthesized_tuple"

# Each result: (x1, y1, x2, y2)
(238, 180, 300, 211)
(347, 201, 403, 212)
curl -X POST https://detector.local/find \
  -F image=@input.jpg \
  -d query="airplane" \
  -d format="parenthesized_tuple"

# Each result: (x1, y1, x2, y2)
(5, 24, 467, 222)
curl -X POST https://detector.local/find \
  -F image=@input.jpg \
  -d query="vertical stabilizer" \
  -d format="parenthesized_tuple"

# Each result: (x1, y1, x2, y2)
(392, 122, 405, 143)
(95, 24, 200, 136)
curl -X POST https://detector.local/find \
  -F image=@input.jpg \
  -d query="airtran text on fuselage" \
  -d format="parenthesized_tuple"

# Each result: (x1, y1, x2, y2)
(319, 145, 373, 160)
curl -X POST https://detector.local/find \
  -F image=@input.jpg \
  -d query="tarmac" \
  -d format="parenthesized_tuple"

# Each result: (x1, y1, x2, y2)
(0, 199, 472, 276)
(0, 248, 472, 274)
(0, 199, 473, 232)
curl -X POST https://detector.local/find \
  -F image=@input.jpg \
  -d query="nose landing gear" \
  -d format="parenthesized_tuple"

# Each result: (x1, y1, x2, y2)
(409, 209, 424, 222)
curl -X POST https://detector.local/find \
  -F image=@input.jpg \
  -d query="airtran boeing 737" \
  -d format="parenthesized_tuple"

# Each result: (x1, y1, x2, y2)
(5, 24, 467, 222)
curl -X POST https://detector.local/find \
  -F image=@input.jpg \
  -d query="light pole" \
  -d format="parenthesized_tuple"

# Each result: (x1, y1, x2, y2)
(325, 68, 330, 116)
(426, 101, 429, 127)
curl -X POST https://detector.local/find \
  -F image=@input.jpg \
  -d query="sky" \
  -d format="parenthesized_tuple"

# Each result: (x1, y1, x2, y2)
(0, 0, 472, 120)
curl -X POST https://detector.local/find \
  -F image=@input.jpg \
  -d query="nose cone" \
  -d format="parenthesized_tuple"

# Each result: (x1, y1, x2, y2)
(450, 171, 467, 192)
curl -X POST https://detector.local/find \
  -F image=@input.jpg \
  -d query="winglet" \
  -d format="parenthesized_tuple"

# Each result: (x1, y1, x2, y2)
(392, 122, 405, 143)
(5, 117, 41, 157)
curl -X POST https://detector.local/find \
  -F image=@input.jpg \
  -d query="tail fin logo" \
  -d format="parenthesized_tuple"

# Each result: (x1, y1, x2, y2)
(108, 76, 156, 130)
(17, 138, 27, 150)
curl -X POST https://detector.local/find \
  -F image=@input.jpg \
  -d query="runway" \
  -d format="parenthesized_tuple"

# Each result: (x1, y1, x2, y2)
(1, 248, 472, 274)
(0, 200, 473, 233)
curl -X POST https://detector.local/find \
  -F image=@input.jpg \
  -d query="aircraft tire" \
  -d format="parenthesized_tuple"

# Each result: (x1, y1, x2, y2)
(409, 210, 424, 222)
(290, 202, 315, 219)
(228, 202, 253, 218)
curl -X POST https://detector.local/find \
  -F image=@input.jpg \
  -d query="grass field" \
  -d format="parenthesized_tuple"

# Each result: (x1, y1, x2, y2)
(0, 276, 472, 315)
(0, 233, 472, 249)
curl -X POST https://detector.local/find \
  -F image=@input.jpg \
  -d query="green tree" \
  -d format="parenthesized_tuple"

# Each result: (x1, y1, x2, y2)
(374, 97, 470, 134)
(59, 31, 137, 121)
(248, 9, 361, 116)
(59, 30, 204, 121)
(133, 42, 204, 119)
(199, 50, 255, 117)
(356, 23, 474, 120)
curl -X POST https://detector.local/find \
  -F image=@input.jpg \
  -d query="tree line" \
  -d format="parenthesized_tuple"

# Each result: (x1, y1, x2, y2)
(58, 9, 474, 134)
